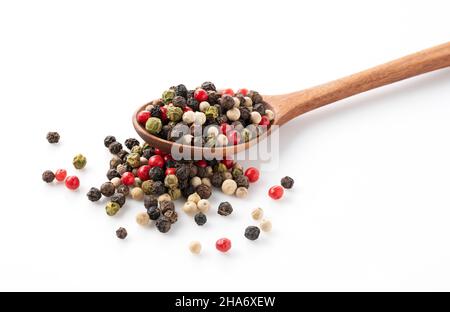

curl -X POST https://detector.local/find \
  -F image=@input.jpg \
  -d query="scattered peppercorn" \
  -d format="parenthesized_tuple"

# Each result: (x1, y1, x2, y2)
(42, 170, 55, 183)
(87, 187, 102, 202)
(260, 219, 272, 232)
(100, 182, 115, 197)
(116, 227, 127, 239)
(268, 185, 284, 200)
(218, 201, 233, 216)
(108, 141, 123, 154)
(189, 241, 202, 254)
(54, 169, 67, 182)
(46, 132, 60, 144)
(65, 176, 80, 190)
(194, 212, 207, 226)
(104, 135, 116, 148)
(216, 238, 232, 253)
(136, 212, 150, 226)
(196, 184, 212, 199)
(155, 217, 171, 233)
(72, 154, 87, 170)
(106, 201, 120, 216)
(244, 226, 260, 241)
(281, 176, 294, 189)
(235, 186, 248, 198)
(111, 192, 126, 207)
(251, 208, 263, 220)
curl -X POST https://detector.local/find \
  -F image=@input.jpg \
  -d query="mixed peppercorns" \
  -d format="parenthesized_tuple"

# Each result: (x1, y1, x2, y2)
(136, 83, 274, 147)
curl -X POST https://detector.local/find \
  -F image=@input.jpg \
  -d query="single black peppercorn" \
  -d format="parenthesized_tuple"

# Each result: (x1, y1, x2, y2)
(281, 176, 294, 189)
(175, 84, 188, 98)
(148, 166, 164, 182)
(108, 141, 123, 154)
(210, 172, 223, 188)
(164, 210, 178, 224)
(187, 98, 199, 111)
(100, 182, 115, 197)
(220, 94, 235, 110)
(175, 164, 190, 181)
(160, 200, 175, 213)
(150, 106, 162, 119)
(160, 124, 174, 140)
(144, 195, 158, 209)
(117, 150, 129, 161)
(178, 178, 189, 190)
(141, 148, 153, 160)
(207, 91, 221, 104)
(197, 167, 207, 179)
(116, 184, 129, 196)
(244, 226, 260, 241)
(218, 201, 233, 216)
(194, 212, 207, 226)
(104, 135, 116, 148)
(86, 187, 102, 202)
(106, 169, 121, 180)
(172, 96, 187, 109)
(234, 175, 249, 188)
(111, 192, 126, 207)
(196, 184, 212, 199)
(124, 138, 140, 150)
(155, 217, 171, 233)
(216, 115, 228, 125)
(253, 103, 266, 115)
(116, 227, 127, 239)
(248, 90, 263, 104)
(42, 170, 55, 183)
(201, 81, 216, 91)
(239, 107, 251, 121)
(147, 206, 161, 220)
(46, 132, 60, 144)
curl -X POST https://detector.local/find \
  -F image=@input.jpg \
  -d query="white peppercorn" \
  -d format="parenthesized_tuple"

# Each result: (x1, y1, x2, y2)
(116, 164, 127, 175)
(244, 96, 253, 107)
(194, 111, 206, 125)
(233, 97, 240, 108)
(265, 109, 275, 121)
(206, 126, 219, 137)
(226, 107, 241, 121)
(189, 241, 202, 254)
(235, 186, 248, 198)
(131, 187, 144, 200)
(182, 201, 198, 214)
(182, 111, 195, 124)
(197, 199, 210, 213)
(221, 179, 237, 195)
(187, 192, 201, 204)
(260, 219, 272, 232)
(215, 134, 228, 146)
(136, 212, 150, 226)
(111, 177, 121, 188)
(180, 134, 193, 145)
(190, 176, 202, 188)
(199, 101, 210, 112)
(250, 111, 262, 124)
(158, 193, 171, 203)
(251, 208, 264, 220)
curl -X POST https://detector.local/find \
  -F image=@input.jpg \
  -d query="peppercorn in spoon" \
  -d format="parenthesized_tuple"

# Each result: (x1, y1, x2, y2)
(133, 42, 450, 158)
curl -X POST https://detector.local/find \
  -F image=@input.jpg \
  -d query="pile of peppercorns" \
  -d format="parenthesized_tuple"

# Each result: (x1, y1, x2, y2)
(136, 83, 274, 147)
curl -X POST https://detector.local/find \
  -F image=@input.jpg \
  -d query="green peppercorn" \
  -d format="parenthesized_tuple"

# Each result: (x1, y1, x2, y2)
(232, 167, 243, 178)
(162, 89, 175, 103)
(131, 145, 142, 155)
(215, 163, 227, 173)
(164, 174, 179, 189)
(241, 129, 252, 143)
(73, 154, 87, 170)
(145, 117, 162, 134)
(87, 187, 102, 202)
(141, 180, 154, 195)
(205, 106, 219, 119)
(167, 106, 183, 122)
(106, 201, 120, 216)
(46, 131, 60, 144)
(126, 153, 141, 168)
(168, 188, 181, 200)
(42, 170, 55, 183)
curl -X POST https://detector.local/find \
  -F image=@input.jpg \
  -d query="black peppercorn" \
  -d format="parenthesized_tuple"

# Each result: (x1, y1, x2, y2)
(141, 148, 153, 160)
(150, 106, 162, 119)
(160, 124, 174, 140)
(147, 206, 161, 220)
(124, 138, 140, 150)
(175, 164, 190, 181)
(144, 195, 158, 209)
(155, 217, 171, 233)
(211, 172, 223, 188)
(197, 166, 207, 179)
(46, 131, 60, 144)
(281, 176, 294, 189)
(104, 135, 116, 148)
(164, 210, 178, 224)
(86, 187, 102, 202)
(110, 156, 122, 169)
(187, 98, 199, 111)
(253, 103, 266, 115)
(218, 201, 233, 216)
(117, 149, 129, 161)
(150, 181, 166, 196)
(181, 185, 195, 198)
(172, 96, 187, 108)
(106, 169, 121, 180)
(178, 178, 189, 190)
(244, 226, 260, 241)
(111, 192, 126, 207)
(100, 182, 115, 197)
(248, 90, 263, 104)
(116, 227, 127, 239)
(220, 94, 235, 110)
(216, 115, 228, 125)
(108, 141, 123, 154)
(196, 184, 212, 199)
(239, 107, 251, 121)
(194, 212, 207, 226)
(42, 170, 55, 183)
(234, 175, 249, 188)
(175, 84, 188, 98)
(116, 184, 129, 196)
(201, 81, 216, 91)
(207, 91, 221, 104)
(160, 200, 175, 213)
(148, 166, 164, 182)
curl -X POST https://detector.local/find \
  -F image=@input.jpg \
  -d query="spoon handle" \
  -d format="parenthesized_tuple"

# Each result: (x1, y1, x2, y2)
(275, 42, 450, 125)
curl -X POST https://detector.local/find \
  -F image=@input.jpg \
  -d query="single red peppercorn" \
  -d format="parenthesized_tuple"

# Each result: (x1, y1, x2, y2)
(194, 88, 208, 102)
(148, 155, 165, 168)
(244, 167, 260, 183)
(221, 159, 234, 169)
(183, 106, 193, 112)
(227, 130, 240, 145)
(55, 169, 67, 182)
(237, 88, 248, 96)
(137, 165, 151, 181)
(216, 238, 232, 253)
(220, 123, 232, 135)
(137, 111, 151, 124)
(154, 148, 164, 156)
(165, 167, 176, 176)
(222, 88, 234, 96)
(65, 176, 80, 190)
(195, 159, 208, 168)
(259, 115, 270, 127)
(121, 172, 135, 186)
(268, 185, 284, 200)
(159, 106, 168, 121)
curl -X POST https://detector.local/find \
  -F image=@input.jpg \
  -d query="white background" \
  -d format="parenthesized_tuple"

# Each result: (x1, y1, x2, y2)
(0, 0, 449, 291)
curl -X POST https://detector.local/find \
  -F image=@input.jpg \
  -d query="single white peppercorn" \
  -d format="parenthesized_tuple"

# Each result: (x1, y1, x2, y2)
(182, 111, 195, 124)
(131, 187, 144, 200)
(215, 134, 229, 146)
(117, 164, 127, 175)
(226, 107, 241, 121)
(187, 192, 201, 204)
(250, 111, 262, 124)
(136, 211, 150, 226)
(251, 208, 264, 220)
(233, 97, 240, 108)
(111, 177, 122, 188)
(199, 101, 210, 112)
(194, 111, 206, 125)
(197, 199, 210, 213)
(260, 219, 272, 232)
(265, 109, 275, 121)
(222, 171, 233, 180)
(190, 176, 202, 188)
(189, 241, 202, 254)
(235, 186, 248, 198)
(222, 179, 237, 195)
(201, 177, 212, 188)
(182, 201, 198, 214)
(244, 96, 253, 107)
(206, 126, 219, 137)
(158, 193, 171, 203)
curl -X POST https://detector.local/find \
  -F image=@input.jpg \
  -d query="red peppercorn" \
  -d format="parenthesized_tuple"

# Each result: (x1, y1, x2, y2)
(216, 238, 232, 253)
(221, 159, 234, 169)
(220, 123, 232, 135)
(148, 155, 165, 168)
(65, 176, 80, 190)
(268, 185, 284, 200)
(164, 154, 173, 162)
(259, 115, 270, 127)
(244, 167, 260, 183)
(227, 130, 240, 145)
(55, 169, 67, 182)
(154, 148, 164, 156)
(159, 106, 168, 121)
(137, 111, 151, 124)
(121, 172, 135, 186)
(137, 165, 151, 181)
(165, 167, 176, 176)
(183, 106, 193, 112)
(222, 88, 234, 96)
(237, 88, 248, 96)
(195, 159, 208, 168)
(194, 88, 208, 102)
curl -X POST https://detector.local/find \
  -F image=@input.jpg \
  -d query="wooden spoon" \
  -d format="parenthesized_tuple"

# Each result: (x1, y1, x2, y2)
(133, 42, 450, 158)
